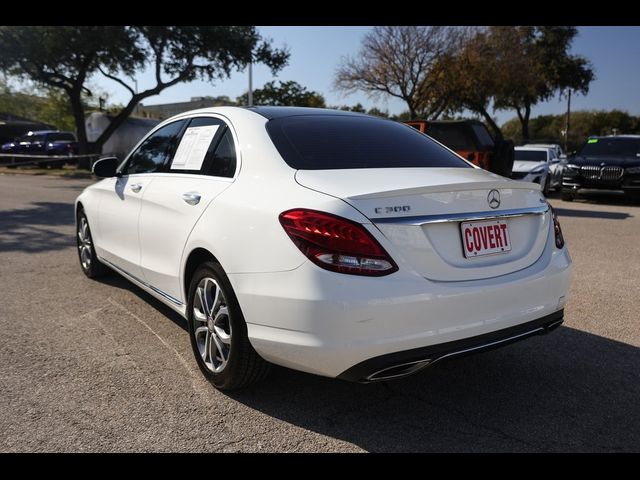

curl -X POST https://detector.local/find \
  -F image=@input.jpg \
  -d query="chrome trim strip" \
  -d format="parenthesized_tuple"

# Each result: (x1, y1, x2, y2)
(100, 258, 184, 307)
(363, 322, 555, 383)
(429, 327, 546, 366)
(374, 204, 549, 226)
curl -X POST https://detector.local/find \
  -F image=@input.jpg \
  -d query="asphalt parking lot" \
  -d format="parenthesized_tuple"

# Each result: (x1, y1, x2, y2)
(1, 174, 639, 452)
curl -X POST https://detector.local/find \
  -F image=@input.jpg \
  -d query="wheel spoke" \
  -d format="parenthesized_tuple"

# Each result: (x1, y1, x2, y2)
(212, 334, 227, 364)
(208, 331, 217, 366)
(193, 307, 207, 322)
(202, 330, 210, 363)
(213, 325, 231, 345)
(203, 279, 214, 316)
(194, 326, 208, 338)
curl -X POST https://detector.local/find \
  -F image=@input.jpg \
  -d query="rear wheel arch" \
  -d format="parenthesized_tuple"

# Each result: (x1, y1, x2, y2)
(183, 248, 222, 302)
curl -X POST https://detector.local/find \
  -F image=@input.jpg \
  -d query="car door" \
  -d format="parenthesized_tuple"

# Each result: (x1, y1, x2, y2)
(94, 119, 187, 279)
(137, 116, 238, 303)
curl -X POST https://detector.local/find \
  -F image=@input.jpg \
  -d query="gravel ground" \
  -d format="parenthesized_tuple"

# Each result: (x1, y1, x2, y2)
(0, 174, 638, 452)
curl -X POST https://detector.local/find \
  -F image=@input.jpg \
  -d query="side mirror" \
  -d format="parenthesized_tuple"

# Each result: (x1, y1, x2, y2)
(551, 158, 560, 163)
(92, 157, 120, 178)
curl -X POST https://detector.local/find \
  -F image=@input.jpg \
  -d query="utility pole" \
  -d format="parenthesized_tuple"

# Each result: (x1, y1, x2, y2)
(247, 61, 253, 106)
(564, 89, 571, 153)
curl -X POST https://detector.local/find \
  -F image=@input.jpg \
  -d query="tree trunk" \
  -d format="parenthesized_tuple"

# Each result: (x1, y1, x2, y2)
(479, 109, 503, 140)
(521, 104, 531, 143)
(68, 87, 89, 155)
(92, 94, 143, 153)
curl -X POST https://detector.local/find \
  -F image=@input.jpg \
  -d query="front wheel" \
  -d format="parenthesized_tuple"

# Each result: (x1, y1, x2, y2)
(187, 261, 270, 390)
(561, 190, 576, 202)
(77, 211, 109, 278)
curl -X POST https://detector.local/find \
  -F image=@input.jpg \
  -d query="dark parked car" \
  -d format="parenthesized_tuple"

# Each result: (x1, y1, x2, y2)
(404, 119, 515, 177)
(1, 130, 78, 167)
(562, 135, 640, 201)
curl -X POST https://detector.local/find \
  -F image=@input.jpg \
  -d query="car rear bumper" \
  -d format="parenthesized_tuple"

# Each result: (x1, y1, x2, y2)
(228, 227, 572, 380)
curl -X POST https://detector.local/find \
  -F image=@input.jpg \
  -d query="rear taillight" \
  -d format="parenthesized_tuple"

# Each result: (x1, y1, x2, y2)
(550, 206, 565, 249)
(279, 209, 398, 276)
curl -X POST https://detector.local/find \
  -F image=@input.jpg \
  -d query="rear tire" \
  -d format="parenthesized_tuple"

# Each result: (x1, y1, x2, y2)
(542, 176, 551, 197)
(187, 261, 270, 390)
(76, 210, 110, 278)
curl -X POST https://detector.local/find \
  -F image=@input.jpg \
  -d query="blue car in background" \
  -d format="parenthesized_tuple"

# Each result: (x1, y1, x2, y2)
(1, 130, 78, 167)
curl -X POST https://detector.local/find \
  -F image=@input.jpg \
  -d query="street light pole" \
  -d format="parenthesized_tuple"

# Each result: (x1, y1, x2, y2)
(247, 61, 253, 106)
(564, 89, 571, 153)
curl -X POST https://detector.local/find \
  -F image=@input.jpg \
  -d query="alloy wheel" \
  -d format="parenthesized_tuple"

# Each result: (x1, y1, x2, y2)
(193, 277, 232, 373)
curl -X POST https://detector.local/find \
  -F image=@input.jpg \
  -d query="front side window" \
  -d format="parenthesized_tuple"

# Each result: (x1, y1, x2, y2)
(124, 120, 186, 175)
(48, 132, 76, 142)
(266, 116, 471, 170)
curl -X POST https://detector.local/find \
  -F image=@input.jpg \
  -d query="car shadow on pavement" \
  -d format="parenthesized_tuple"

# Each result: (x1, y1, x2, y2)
(553, 208, 632, 220)
(94, 272, 188, 332)
(229, 326, 640, 452)
(0, 202, 76, 253)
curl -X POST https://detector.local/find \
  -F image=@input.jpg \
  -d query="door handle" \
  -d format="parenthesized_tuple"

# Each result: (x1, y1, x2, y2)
(130, 183, 142, 193)
(182, 191, 201, 205)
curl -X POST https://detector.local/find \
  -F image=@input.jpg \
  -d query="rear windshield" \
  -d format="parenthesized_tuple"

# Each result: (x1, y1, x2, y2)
(578, 138, 640, 157)
(515, 150, 547, 162)
(424, 124, 476, 151)
(266, 116, 471, 170)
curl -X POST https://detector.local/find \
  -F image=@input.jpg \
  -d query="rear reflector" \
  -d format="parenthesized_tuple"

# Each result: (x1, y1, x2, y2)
(279, 209, 398, 276)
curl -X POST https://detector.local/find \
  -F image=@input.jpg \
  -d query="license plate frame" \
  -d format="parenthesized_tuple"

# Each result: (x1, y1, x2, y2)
(460, 219, 512, 259)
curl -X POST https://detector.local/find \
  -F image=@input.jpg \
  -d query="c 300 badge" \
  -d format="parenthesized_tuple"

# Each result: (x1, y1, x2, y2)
(374, 205, 411, 214)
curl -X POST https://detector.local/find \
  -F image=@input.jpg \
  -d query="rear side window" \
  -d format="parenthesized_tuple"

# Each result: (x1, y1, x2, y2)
(425, 124, 476, 151)
(266, 116, 470, 170)
(207, 129, 236, 178)
(166, 117, 236, 178)
(470, 124, 494, 148)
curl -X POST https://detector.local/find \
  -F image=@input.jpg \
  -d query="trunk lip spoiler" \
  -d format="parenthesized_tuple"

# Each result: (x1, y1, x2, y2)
(373, 204, 550, 226)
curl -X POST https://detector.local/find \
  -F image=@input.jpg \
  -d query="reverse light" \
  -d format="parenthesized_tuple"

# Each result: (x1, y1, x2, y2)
(550, 206, 565, 249)
(279, 209, 398, 276)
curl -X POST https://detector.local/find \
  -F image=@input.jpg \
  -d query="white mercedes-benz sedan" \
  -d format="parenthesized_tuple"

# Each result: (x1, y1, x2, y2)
(75, 106, 572, 390)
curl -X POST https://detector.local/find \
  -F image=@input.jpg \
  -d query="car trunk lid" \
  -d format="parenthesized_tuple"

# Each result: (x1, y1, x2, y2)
(295, 167, 550, 281)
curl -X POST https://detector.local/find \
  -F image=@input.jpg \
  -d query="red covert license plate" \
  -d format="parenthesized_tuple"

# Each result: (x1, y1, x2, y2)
(461, 219, 512, 258)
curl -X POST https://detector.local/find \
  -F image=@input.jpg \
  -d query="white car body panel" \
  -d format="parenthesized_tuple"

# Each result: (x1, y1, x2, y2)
(75, 106, 572, 381)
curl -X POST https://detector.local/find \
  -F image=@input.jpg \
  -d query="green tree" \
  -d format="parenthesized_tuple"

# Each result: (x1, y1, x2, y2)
(501, 110, 640, 150)
(0, 78, 100, 131)
(0, 26, 288, 154)
(491, 26, 594, 142)
(237, 80, 325, 107)
(334, 26, 466, 119)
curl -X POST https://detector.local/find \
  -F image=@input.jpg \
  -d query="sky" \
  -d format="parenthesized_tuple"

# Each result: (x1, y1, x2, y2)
(91, 26, 640, 126)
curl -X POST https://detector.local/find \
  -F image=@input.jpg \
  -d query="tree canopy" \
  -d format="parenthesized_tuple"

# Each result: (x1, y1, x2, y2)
(237, 80, 325, 107)
(502, 110, 640, 150)
(0, 26, 289, 153)
(334, 26, 466, 119)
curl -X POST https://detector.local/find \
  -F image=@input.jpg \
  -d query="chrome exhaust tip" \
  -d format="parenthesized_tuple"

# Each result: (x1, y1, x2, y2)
(364, 359, 433, 382)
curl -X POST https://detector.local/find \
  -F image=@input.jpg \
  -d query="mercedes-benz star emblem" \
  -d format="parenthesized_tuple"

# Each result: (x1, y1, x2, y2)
(487, 189, 500, 209)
